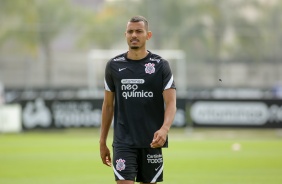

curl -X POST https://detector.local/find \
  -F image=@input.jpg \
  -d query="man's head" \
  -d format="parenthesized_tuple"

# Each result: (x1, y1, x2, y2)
(129, 16, 149, 31)
(125, 15, 152, 50)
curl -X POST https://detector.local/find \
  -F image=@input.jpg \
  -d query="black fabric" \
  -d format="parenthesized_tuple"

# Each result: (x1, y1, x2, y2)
(113, 146, 163, 183)
(104, 51, 176, 148)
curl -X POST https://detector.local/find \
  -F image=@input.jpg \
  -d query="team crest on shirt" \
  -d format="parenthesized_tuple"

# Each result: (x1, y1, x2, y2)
(116, 158, 126, 171)
(145, 63, 155, 74)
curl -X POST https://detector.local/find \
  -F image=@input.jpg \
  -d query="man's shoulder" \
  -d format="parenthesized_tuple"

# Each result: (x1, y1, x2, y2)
(148, 52, 167, 64)
(109, 53, 127, 62)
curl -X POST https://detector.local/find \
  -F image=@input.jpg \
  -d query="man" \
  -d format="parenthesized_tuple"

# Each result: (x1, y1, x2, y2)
(100, 15, 176, 184)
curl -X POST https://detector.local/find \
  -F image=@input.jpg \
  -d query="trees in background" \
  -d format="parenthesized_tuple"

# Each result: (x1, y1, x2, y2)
(0, 0, 75, 86)
(0, 0, 281, 87)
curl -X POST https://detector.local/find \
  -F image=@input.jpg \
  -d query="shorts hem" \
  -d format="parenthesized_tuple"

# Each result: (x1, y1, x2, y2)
(136, 179, 163, 183)
(115, 178, 135, 182)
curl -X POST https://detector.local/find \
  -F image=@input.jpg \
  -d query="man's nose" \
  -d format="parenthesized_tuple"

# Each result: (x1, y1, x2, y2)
(132, 31, 137, 37)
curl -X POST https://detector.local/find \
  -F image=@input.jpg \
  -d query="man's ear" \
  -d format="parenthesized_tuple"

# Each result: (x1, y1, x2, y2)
(147, 31, 152, 40)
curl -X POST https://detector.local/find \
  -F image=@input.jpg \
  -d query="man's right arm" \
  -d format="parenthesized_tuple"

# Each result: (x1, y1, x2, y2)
(99, 90, 115, 167)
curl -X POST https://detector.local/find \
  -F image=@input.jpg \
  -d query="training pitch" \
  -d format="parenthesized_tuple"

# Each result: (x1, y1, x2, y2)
(0, 128, 282, 184)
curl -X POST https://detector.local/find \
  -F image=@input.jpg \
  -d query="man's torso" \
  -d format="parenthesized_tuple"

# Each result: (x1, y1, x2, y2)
(104, 51, 175, 148)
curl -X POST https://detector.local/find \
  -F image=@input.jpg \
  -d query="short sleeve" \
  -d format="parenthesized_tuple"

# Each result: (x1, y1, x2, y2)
(104, 61, 115, 92)
(162, 60, 176, 90)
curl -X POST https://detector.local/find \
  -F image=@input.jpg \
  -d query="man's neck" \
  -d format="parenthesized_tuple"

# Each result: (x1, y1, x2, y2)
(127, 49, 149, 60)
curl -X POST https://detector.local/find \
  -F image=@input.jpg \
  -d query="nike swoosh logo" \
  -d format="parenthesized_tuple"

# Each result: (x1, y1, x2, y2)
(155, 164, 162, 171)
(119, 68, 127, 71)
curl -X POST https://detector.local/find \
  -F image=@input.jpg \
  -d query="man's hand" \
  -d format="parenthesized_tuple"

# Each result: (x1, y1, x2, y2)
(100, 144, 112, 167)
(150, 128, 168, 148)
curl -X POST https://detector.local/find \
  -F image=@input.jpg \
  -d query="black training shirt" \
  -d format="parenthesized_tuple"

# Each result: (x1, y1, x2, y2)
(104, 51, 176, 148)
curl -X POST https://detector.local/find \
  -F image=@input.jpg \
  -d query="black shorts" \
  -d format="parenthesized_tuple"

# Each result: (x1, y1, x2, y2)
(112, 146, 164, 183)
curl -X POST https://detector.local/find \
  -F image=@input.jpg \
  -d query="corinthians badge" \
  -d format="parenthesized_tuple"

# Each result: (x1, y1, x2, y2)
(145, 63, 155, 74)
(116, 158, 126, 171)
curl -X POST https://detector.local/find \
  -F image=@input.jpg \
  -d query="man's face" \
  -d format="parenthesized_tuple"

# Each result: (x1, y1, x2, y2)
(125, 21, 151, 50)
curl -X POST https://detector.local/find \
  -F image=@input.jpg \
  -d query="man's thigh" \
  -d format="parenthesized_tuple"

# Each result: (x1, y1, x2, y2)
(116, 180, 135, 184)
(136, 148, 163, 183)
(113, 147, 163, 183)
(113, 147, 138, 182)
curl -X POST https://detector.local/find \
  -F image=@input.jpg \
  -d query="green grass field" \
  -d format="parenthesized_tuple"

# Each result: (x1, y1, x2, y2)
(1, 128, 282, 184)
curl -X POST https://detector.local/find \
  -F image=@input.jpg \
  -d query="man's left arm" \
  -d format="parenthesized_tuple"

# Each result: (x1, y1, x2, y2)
(150, 88, 176, 148)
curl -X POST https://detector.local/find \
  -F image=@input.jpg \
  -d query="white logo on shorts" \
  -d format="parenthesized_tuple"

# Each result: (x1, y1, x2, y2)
(116, 158, 126, 171)
(147, 154, 163, 164)
(155, 164, 162, 171)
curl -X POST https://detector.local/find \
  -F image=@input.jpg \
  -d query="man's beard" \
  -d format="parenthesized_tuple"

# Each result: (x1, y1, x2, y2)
(130, 46, 139, 49)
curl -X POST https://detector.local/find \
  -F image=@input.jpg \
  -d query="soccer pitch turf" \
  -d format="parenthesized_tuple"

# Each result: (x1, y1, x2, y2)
(0, 128, 282, 184)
